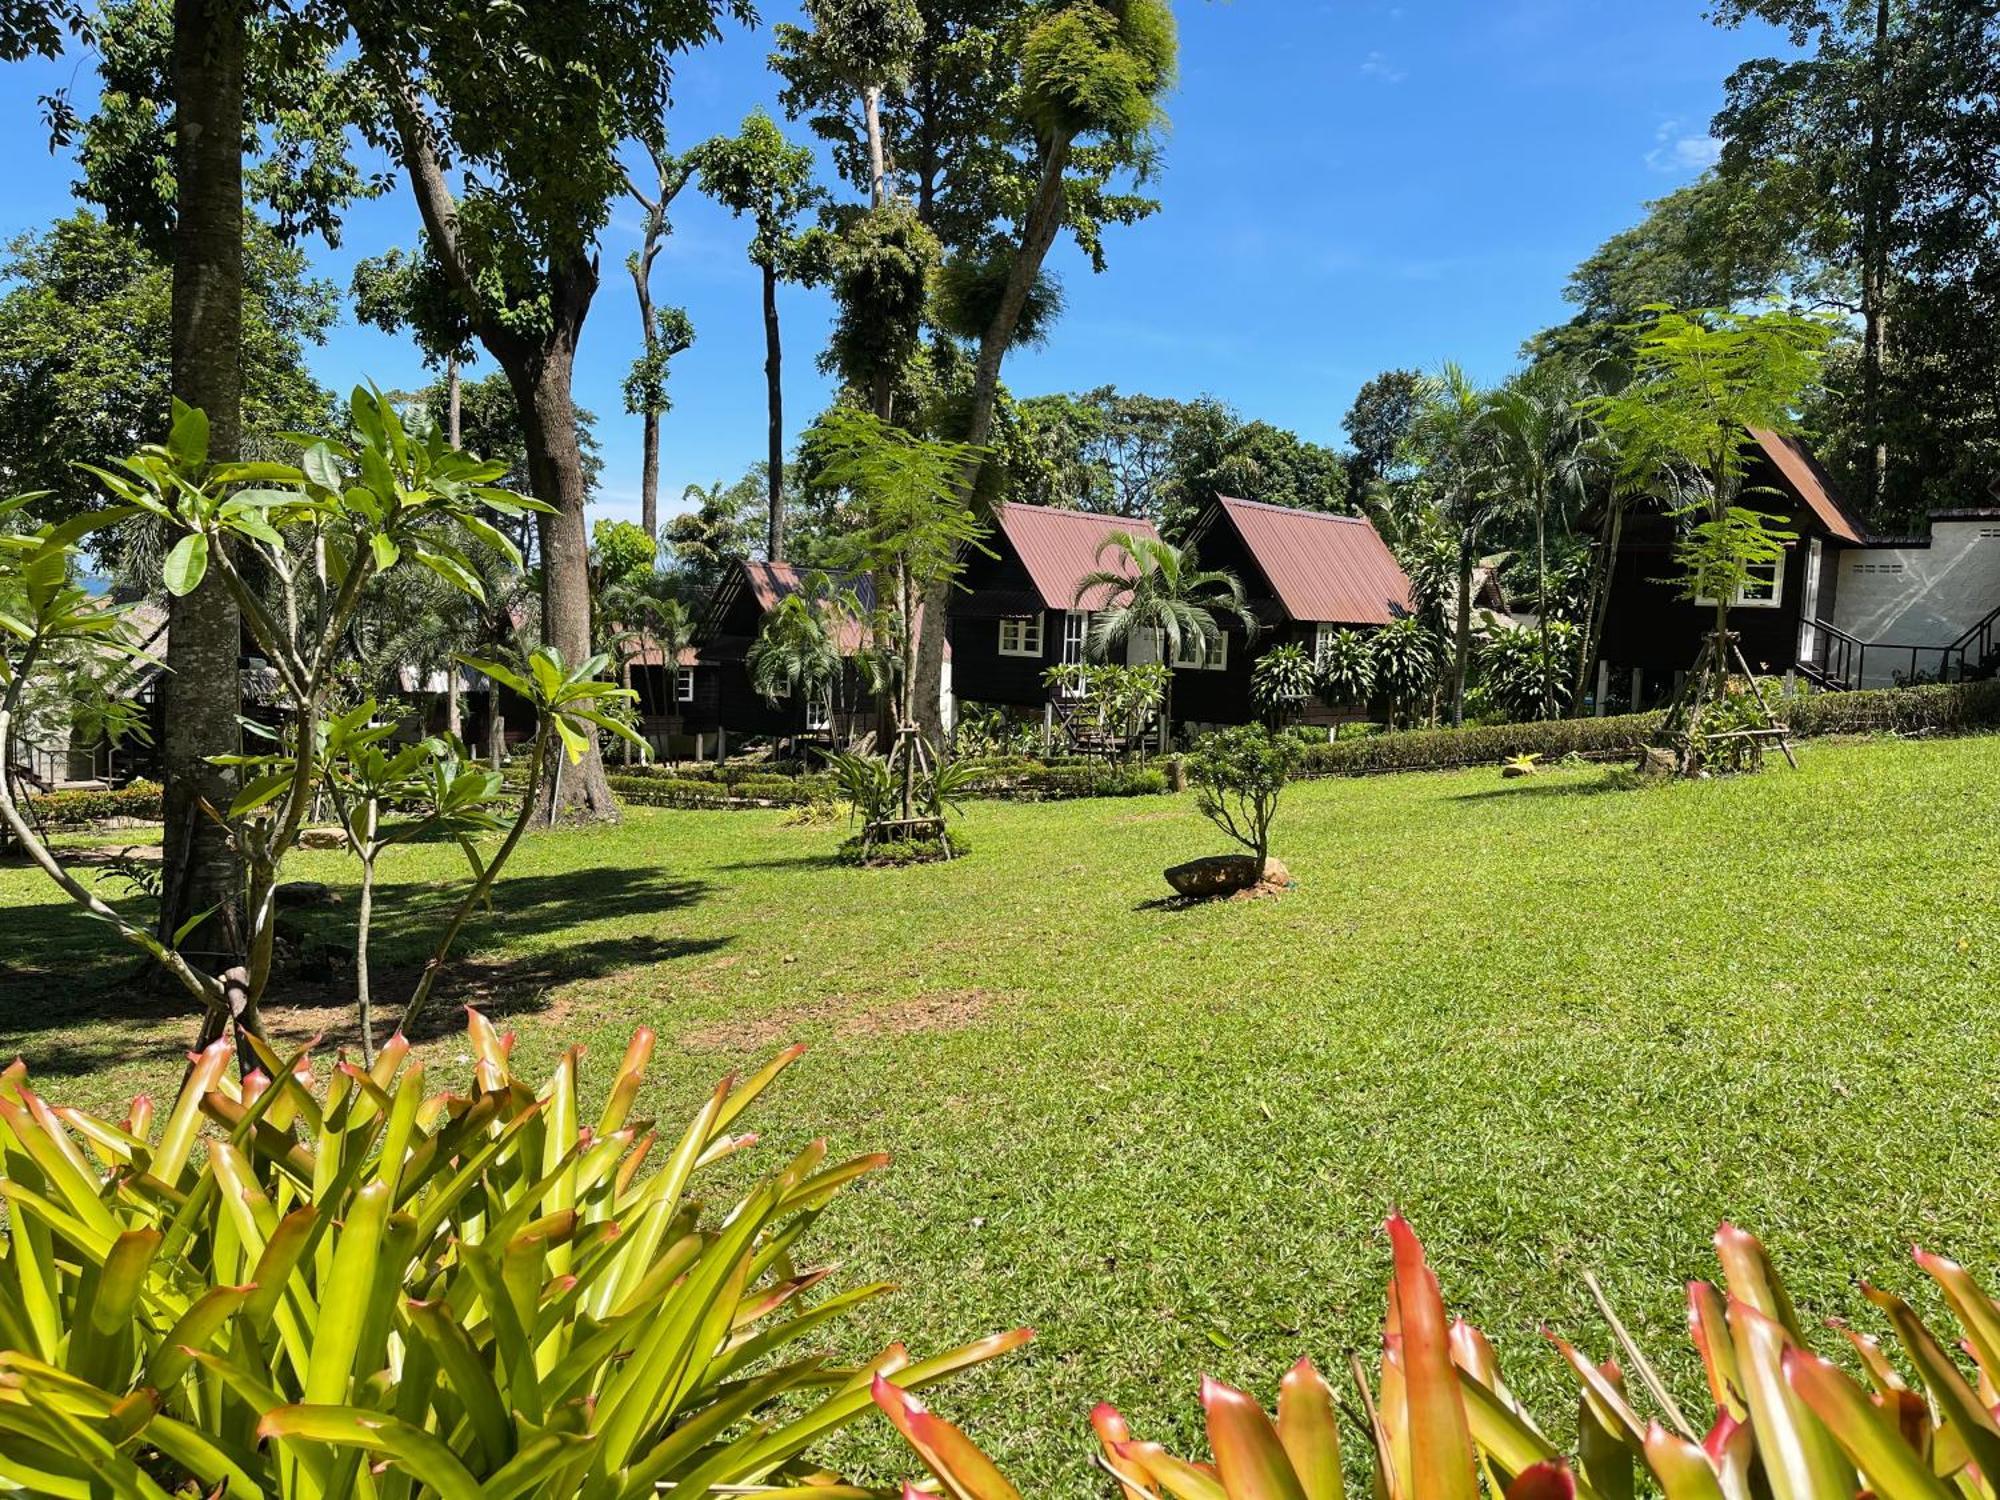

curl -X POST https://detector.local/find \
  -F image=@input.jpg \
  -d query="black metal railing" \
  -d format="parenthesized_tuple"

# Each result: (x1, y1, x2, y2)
(1796, 604, 2000, 692)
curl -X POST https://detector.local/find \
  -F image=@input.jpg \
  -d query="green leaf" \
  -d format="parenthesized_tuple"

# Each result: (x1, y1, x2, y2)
(172, 905, 221, 947)
(371, 533, 401, 571)
(457, 655, 535, 701)
(256, 1405, 482, 1500)
(162, 534, 209, 597)
(168, 401, 210, 467)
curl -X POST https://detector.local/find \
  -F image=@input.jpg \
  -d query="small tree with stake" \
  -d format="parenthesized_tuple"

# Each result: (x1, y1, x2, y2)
(810, 408, 987, 852)
(1587, 304, 1837, 774)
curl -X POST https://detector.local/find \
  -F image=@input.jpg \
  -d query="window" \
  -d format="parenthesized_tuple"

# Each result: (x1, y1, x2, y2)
(1315, 622, 1337, 668)
(998, 614, 1043, 657)
(1172, 630, 1229, 671)
(805, 696, 831, 732)
(1697, 558, 1785, 610)
(675, 668, 695, 703)
(1058, 611, 1090, 697)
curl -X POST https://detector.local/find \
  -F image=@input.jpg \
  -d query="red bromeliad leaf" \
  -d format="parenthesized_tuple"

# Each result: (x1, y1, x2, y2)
(1726, 1299, 1852, 1500)
(1913, 1248, 2000, 1396)
(1782, 1347, 1953, 1500)
(869, 1373, 1021, 1500)
(1386, 1215, 1479, 1500)
(1504, 1459, 1576, 1500)
(1714, 1225, 1804, 1340)
(1276, 1358, 1344, 1500)
(1091, 1405, 1155, 1500)
(1861, 1280, 2000, 1484)
(1642, 1422, 1727, 1500)
(1202, 1376, 1309, 1500)
(1449, 1320, 1499, 1389)
(1687, 1282, 1746, 1422)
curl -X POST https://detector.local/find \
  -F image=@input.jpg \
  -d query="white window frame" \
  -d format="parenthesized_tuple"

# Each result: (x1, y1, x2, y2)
(1697, 555, 1785, 611)
(675, 667, 695, 703)
(998, 614, 1044, 658)
(805, 694, 832, 732)
(1314, 622, 1337, 668)
(1059, 611, 1090, 697)
(1171, 629, 1229, 671)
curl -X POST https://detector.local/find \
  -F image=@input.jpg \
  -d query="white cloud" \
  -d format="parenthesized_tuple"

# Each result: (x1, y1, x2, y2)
(1360, 50, 1408, 84)
(1646, 118, 1722, 174)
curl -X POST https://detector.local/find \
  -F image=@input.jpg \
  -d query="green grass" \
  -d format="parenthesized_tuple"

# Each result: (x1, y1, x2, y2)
(6, 734, 2000, 1490)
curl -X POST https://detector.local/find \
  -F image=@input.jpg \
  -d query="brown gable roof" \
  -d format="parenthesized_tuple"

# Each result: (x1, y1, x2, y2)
(1207, 497, 1414, 626)
(1748, 428, 1867, 545)
(993, 504, 1162, 611)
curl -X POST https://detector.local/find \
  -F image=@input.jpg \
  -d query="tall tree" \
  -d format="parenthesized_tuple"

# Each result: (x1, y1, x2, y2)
(689, 110, 826, 563)
(1342, 369, 1424, 503)
(776, 0, 923, 209)
(623, 140, 695, 540)
(345, 0, 748, 820)
(1712, 0, 1902, 511)
(44, 0, 373, 989)
(782, 0, 1178, 748)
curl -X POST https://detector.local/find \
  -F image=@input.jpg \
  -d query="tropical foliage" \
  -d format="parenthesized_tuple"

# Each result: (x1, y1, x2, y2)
(0, 1013, 1025, 1497)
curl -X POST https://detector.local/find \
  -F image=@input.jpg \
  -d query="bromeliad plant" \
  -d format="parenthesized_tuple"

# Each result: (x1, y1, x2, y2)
(873, 1213, 2000, 1500)
(0, 1012, 1029, 1498)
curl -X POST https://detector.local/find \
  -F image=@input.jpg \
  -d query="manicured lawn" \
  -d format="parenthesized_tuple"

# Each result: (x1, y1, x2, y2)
(6, 734, 2000, 1489)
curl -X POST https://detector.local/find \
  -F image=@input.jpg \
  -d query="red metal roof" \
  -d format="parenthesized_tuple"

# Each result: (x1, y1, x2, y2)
(993, 505, 1162, 610)
(1208, 497, 1413, 625)
(1748, 428, 1867, 545)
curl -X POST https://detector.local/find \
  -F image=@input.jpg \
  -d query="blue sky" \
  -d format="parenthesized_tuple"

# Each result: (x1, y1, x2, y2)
(0, 0, 1789, 528)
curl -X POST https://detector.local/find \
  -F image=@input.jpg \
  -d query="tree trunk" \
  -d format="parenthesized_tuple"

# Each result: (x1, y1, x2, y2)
(1534, 495, 1550, 719)
(1452, 524, 1475, 728)
(763, 261, 785, 563)
(632, 249, 662, 540)
(446, 669, 461, 738)
(864, 84, 887, 208)
(446, 356, 462, 449)
(1573, 495, 1623, 716)
(911, 134, 1076, 751)
(1860, 0, 1892, 513)
(512, 343, 619, 822)
(160, 0, 246, 983)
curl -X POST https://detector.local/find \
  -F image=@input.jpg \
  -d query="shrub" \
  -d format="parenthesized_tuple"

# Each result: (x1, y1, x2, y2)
(0, 1012, 1024, 1496)
(1187, 724, 1298, 864)
(838, 827, 971, 865)
(961, 762, 1169, 800)
(1479, 620, 1578, 720)
(29, 778, 163, 826)
(872, 1214, 2000, 1500)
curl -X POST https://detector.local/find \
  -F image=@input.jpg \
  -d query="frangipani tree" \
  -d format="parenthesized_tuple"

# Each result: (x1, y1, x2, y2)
(0, 390, 641, 1054)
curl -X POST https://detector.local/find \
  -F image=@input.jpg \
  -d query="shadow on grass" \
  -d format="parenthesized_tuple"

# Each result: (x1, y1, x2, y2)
(1450, 773, 1642, 803)
(0, 865, 727, 1073)
(713, 851, 848, 873)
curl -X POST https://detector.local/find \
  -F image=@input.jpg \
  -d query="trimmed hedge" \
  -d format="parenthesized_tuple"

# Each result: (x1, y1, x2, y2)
(31, 780, 164, 827)
(1290, 678, 2000, 779)
(607, 772, 834, 809)
(961, 763, 1169, 800)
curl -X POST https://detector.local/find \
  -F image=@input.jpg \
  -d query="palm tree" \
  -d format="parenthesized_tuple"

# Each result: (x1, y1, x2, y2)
(603, 573, 697, 763)
(1486, 366, 1606, 719)
(1371, 616, 1440, 731)
(1074, 532, 1256, 747)
(745, 573, 850, 749)
(1405, 363, 1504, 728)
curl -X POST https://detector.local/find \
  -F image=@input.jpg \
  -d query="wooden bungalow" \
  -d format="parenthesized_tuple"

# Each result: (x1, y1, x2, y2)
(948, 498, 1415, 743)
(1589, 428, 2000, 702)
(650, 559, 883, 756)
(1176, 496, 1416, 733)
(948, 504, 1159, 725)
